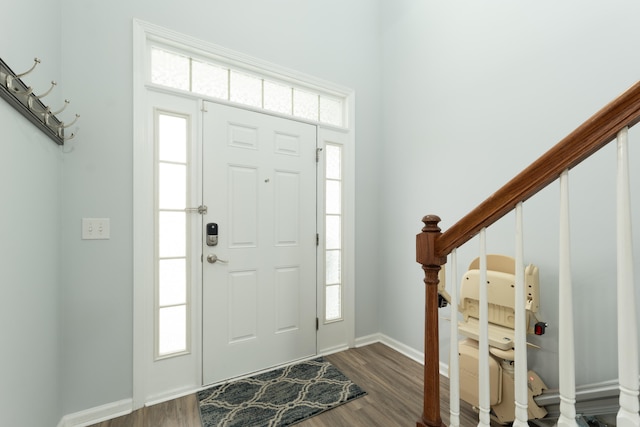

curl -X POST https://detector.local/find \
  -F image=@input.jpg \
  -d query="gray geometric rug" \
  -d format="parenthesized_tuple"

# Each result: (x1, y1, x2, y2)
(197, 357, 366, 427)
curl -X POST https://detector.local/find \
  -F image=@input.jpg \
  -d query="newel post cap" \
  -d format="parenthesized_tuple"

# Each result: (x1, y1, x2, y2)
(421, 215, 441, 233)
(417, 215, 445, 266)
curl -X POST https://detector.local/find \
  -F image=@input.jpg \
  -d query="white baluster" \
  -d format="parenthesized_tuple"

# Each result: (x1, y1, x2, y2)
(557, 170, 578, 427)
(615, 127, 640, 427)
(450, 249, 460, 427)
(478, 228, 491, 427)
(513, 202, 529, 426)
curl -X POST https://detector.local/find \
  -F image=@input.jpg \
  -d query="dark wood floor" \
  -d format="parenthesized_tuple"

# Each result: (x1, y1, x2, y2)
(88, 342, 497, 426)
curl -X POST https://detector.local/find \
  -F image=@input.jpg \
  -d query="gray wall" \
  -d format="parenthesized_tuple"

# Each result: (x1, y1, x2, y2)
(58, 0, 383, 415)
(5, 1, 640, 423)
(379, 0, 640, 389)
(0, 0, 63, 425)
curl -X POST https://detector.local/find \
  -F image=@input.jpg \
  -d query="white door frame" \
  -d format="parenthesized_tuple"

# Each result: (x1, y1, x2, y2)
(132, 19, 355, 409)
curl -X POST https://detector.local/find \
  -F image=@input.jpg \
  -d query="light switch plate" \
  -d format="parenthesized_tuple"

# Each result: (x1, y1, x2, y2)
(82, 218, 110, 240)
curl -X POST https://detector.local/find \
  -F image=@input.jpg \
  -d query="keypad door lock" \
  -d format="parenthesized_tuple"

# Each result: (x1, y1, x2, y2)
(206, 223, 218, 246)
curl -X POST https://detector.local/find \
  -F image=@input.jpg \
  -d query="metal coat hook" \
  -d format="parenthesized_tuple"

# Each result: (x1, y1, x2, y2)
(28, 80, 56, 111)
(1, 56, 78, 145)
(45, 100, 70, 126)
(56, 114, 80, 140)
(16, 58, 40, 78)
(33, 80, 56, 99)
(56, 123, 77, 140)
(51, 99, 70, 115)
(5, 58, 39, 93)
(60, 113, 80, 129)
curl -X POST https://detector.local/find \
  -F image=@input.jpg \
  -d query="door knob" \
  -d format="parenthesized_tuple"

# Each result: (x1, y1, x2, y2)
(206, 254, 228, 264)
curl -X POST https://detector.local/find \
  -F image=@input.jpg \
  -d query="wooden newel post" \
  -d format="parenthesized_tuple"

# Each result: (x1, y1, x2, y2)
(416, 215, 447, 427)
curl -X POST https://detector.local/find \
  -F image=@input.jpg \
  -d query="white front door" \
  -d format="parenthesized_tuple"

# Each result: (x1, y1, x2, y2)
(201, 102, 317, 385)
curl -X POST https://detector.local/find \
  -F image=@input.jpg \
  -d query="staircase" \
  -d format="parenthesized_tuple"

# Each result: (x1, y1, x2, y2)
(416, 82, 640, 427)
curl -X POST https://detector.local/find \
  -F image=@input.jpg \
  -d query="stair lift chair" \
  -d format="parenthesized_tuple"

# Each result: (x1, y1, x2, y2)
(443, 254, 548, 424)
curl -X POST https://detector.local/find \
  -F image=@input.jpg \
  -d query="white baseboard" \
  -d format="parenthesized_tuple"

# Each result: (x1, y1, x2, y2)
(355, 333, 450, 377)
(58, 399, 132, 427)
(319, 343, 350, 356)
(356, 332, 424, 364)
(439, 361, 449, 378)
(145, 384, 201, 407)
(354, 332, 383, 348)
(378, 334, 425, 365)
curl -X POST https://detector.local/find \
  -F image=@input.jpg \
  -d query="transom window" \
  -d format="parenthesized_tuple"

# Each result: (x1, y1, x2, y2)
(150, 46, 346, 127)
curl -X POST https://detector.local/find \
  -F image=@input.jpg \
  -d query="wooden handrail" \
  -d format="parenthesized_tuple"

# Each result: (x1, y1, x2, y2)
(437, 80, 640, 258)
(416, 80, 640, 427)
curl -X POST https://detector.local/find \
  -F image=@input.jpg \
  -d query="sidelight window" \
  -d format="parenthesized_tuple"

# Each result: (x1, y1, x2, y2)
(324, 144, 343, 322)
(155, 111, 190, 358)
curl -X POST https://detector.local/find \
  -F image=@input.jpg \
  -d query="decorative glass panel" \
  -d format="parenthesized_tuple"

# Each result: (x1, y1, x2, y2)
(158, 306, 187, 355)
(158, 211, 186, 258)
(293, 89, 318, 121)
(230, 70, 262, 108)
(263, 80, 292, 115)
(326, 215, 341, 250)
(325, 180, 341, 215)
(158, 163, 186, 210)
(326, 250, 341, 285)
(320, 96, 343, 127)
(159, 259, 186, 306)
(325, 285, 342, 321)
(192, 60, 229, 99)
(151, 48, 190, 91)
(158, 114, 187, 163)
(325, 145, 341, 180)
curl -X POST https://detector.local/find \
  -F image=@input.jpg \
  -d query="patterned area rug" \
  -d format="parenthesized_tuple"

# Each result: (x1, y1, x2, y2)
(197, 358, 366, 427)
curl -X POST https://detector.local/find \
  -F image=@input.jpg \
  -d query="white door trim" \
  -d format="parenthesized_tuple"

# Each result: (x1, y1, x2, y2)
(133, 19, 355, 409)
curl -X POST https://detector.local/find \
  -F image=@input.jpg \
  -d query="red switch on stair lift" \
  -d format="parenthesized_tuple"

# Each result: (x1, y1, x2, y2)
(534, 322, 547, 335)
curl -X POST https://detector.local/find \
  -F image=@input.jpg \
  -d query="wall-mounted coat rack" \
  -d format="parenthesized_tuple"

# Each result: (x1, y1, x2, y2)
(0, 57, 79, 145)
